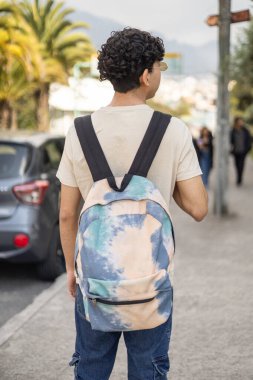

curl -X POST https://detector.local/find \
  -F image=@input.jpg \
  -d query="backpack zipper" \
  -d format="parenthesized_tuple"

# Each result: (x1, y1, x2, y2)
(88, 296, 155, 306)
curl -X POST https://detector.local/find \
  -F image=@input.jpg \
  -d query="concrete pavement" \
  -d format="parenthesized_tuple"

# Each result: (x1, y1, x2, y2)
(0, 156, 252, 380)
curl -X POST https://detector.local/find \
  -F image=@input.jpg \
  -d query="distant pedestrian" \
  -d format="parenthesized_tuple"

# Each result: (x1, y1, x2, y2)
(57, 28, 208, 380)
(230, 116, 252, 186)
(197, 126, 213, 188)
(192, 137, 201, 162)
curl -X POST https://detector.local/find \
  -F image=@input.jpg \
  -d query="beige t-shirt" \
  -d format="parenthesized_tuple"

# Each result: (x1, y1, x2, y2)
(56, 104, 202, 206)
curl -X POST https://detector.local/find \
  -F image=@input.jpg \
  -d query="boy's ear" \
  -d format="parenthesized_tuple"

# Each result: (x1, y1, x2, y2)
(140, 68, 150, 86)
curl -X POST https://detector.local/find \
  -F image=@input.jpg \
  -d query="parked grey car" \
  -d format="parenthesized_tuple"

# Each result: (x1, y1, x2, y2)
(0, 133, 65, 280)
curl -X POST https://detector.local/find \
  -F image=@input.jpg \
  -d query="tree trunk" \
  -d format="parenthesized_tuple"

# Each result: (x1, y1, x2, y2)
(36, 83, 50, 131)
(0, 101, 11, 130)
(10, 108, 18, 131)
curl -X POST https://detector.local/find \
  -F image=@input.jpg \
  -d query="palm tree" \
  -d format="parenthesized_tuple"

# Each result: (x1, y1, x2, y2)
(0, 1, 40, 129)
(0, 0, 15, 129)
(18, 0, 94, 131)
(0, 60, 38, 130)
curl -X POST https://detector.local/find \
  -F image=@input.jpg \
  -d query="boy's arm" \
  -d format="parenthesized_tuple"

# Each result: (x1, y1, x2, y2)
(59, 184, 82, 297)
(173, 176, 208, 221)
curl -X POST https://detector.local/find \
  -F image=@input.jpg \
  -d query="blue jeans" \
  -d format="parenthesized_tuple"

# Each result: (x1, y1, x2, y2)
(200, 151, 212, 187)
(69, 285, 173, 380)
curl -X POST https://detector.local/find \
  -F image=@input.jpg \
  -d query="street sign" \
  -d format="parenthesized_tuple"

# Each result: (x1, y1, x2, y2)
(231, 9, 250, 23)
(206, 14, 219, 26)
(164, 52, 182, 59)
(206, 9, 250, 26)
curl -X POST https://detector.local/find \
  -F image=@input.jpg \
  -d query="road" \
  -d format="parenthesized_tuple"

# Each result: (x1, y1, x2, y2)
(0, 262, 52, 327)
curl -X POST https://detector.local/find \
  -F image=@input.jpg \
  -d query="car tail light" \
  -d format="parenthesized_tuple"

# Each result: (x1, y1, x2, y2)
(14, 234, 30, 248)
(13, 180, 49, 205)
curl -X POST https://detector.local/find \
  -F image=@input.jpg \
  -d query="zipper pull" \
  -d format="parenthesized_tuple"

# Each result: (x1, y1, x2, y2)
(91, 298, 97, 305)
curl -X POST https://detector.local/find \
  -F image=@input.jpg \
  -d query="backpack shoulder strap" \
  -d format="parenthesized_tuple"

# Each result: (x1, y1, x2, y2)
(74, 115, 113, 182)
(74, 111, 172, 191)
(128, 111, 172, 177)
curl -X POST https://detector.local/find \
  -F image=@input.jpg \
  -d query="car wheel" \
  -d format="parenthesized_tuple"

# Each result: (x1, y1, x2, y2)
(36, 225, 65, 281)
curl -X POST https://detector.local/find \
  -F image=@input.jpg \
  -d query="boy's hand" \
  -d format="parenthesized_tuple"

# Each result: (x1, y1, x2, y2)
(67, 271, 76, 298)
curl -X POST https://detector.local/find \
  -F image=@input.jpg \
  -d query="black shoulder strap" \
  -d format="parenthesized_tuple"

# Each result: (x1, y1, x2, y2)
(74, 111, 171, 191)
(128, 111, 172, 177)
(74, 115, 113, 182)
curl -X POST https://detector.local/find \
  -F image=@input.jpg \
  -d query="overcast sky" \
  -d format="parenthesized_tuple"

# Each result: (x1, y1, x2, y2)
(65, 0, 252, 46)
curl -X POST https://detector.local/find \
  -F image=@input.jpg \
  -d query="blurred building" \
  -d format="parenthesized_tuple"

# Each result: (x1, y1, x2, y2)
(154, 73, 217, 136)
(49, 72, 217, 137)
(49, 77, 114, 135)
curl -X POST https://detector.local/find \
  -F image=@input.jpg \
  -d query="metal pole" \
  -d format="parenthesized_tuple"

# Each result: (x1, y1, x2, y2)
(214, 0, 231, 215)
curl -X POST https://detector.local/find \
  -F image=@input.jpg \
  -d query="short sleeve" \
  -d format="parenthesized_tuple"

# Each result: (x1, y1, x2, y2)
(56, 129, 78, 187)
(176, 128, 202, 182)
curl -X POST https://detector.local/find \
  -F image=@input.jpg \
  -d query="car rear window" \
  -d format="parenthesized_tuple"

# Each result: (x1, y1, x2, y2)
(0, 143, 31, 179)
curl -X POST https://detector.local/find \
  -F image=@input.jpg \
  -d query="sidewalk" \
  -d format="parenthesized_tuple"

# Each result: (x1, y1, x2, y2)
(0, 156, 252, 380)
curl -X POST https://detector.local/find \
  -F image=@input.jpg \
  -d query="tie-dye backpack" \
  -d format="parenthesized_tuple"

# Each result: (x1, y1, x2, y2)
(74, 111, 175, 332)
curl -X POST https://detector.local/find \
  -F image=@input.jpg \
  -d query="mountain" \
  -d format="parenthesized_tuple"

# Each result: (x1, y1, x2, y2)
(71, 10, 126, 52)
(162, 38, 218, 75)
(71, 10, 218, 75)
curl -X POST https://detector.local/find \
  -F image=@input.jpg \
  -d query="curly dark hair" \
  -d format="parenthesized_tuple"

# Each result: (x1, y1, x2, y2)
(97, 28, 165, 93)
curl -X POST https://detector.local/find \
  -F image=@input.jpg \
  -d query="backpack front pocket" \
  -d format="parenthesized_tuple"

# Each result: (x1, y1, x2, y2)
(86, 269, 172, 331)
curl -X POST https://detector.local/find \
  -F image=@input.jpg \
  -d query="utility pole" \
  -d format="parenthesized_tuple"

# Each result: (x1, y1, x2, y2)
(206, 4, 250, 216)
(214, 0, 231, 215)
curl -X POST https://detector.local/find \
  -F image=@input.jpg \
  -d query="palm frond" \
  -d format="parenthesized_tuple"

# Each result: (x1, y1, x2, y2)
(55, 32, 91, 50)
(47, 7, 74, 27)
(44, 19, 71, 43)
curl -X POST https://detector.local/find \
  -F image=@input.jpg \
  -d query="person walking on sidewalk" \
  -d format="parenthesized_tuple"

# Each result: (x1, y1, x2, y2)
(57, 28, 208, 380)
(197, 126, 214, 188)
(230, 116, 252, 186)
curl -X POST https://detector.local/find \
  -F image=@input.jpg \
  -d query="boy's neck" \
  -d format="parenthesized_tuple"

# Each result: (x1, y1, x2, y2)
(108, 90, 147, 107)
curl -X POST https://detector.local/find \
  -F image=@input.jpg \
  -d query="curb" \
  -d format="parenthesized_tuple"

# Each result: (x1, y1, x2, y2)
(0, 273, 66, 347)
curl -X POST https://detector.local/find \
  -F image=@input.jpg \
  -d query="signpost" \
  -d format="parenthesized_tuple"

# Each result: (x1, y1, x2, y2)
(206, 3, 250, 216)
(206, 9, 250, 26)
